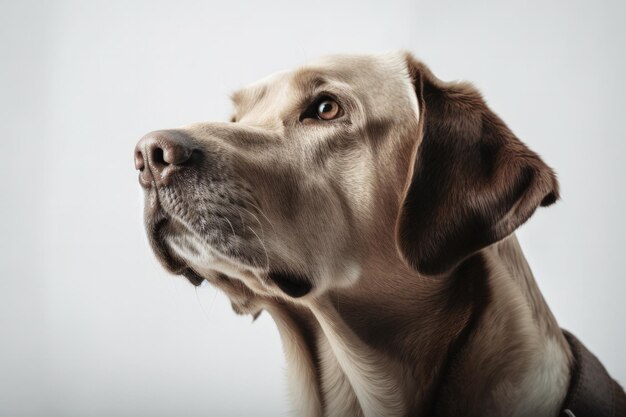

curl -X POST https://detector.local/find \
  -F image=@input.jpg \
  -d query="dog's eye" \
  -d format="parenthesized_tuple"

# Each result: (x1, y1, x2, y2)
(317, 99, 341, 120)
(301, 96, 343, 122)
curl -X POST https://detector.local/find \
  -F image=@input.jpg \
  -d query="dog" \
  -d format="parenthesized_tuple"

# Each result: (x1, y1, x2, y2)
(134, 51, 625, 417)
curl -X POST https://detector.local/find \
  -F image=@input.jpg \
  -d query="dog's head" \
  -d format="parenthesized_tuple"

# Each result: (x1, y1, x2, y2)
(135, 52, 558, 311)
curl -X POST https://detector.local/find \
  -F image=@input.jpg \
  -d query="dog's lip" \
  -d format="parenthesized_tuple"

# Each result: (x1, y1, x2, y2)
(147, 216, 205, 286)
(147, 202, 303, 291)
(181, 267, 205, 286)
(268, 270, 312, 298)
(150, 215, 311, 293)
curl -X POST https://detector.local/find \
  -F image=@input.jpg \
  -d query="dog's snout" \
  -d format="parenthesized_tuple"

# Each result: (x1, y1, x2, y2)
(135, 130, 195, 188)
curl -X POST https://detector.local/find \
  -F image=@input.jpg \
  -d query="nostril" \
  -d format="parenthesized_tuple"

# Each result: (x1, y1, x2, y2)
(134, 150, 145, 171)
(152, 146, 167, 166)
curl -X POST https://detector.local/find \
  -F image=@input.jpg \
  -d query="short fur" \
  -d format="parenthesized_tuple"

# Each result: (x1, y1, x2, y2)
(135, 51, 616, 416)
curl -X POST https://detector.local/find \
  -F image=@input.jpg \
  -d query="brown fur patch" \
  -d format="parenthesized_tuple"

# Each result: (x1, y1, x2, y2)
(396, 54, 559, 276)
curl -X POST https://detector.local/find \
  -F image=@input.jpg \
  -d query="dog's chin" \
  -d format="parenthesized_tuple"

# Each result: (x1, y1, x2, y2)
(147, 215, 314, 297)
(147, 215, 259, 287)
(141, 215, 204, 286)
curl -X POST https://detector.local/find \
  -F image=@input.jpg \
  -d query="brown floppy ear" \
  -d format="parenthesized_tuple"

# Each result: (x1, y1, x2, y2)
(396, 54, 559, 275)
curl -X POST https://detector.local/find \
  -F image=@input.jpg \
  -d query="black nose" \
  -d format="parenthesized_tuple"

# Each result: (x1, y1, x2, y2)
(135, 130, 195, 188)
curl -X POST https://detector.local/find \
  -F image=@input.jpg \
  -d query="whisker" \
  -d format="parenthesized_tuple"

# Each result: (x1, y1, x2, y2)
(247, 225, 270, 271)
(239, 206, 265, 238)
(245, 201, 278, 238)
(222, 215, 236, 237)
(195, 285, 212, 323)
(237, 209, 246, 235)
(207, 285, 219, 316)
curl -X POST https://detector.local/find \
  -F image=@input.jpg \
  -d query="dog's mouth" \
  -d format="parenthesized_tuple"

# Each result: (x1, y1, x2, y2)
(145, 193, 314, 297)
(181, 268, 205, 286)
(148, 217, 205, 286)
(267, 271, 312, 298)
(150, 217, 313, 296)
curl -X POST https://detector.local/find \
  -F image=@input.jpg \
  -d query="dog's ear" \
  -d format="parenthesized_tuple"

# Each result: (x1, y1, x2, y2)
(395, 54, 559, 275)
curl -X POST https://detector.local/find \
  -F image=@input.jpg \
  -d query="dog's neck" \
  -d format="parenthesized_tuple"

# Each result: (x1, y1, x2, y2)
(265, 234, 572, 417)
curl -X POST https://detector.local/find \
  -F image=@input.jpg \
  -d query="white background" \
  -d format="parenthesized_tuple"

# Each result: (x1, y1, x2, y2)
(1, 0, 625, 416)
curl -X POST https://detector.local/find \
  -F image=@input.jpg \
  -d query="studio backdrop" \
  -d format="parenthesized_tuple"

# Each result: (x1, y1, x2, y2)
(1, 0, 624, 416)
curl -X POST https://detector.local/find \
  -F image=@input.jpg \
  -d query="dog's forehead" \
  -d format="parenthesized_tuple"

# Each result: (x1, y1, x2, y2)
(304, 52, 407, 76)
(231, 52, 414, 115)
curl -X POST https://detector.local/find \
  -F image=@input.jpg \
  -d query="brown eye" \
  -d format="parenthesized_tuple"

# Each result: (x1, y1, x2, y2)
(317, 99, 341, 120)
